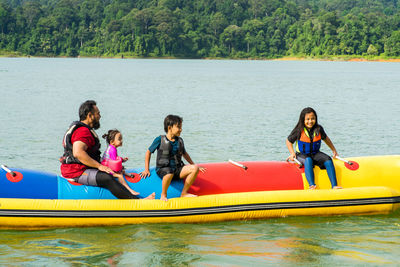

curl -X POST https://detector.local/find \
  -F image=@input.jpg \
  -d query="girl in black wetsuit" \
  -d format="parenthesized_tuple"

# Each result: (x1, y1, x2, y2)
(286, 107, 342, 189)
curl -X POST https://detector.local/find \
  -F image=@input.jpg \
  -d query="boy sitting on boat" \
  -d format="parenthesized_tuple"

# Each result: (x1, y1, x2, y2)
(140, 115, 205, 201)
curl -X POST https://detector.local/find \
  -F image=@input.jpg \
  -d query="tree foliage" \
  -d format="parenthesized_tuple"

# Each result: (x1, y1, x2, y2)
(0, 0, 399, 57)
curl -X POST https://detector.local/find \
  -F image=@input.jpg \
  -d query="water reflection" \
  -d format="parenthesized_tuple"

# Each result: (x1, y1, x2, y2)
(0, 215, 400, 265)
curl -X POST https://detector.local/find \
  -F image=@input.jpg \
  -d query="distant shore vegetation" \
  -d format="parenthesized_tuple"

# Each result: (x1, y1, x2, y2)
(0, 0, 400, 59)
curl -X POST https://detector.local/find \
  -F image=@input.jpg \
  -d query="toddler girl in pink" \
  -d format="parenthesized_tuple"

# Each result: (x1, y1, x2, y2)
(102, 129, 139, 195)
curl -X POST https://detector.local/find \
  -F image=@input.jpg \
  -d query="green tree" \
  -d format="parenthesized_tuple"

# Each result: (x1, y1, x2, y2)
(384, 30, 400, 56)
(0, 0, 12, 34)
(22, 1, 42, 29)
(220, 24, 243, 55)
(209, 12, 228, 37)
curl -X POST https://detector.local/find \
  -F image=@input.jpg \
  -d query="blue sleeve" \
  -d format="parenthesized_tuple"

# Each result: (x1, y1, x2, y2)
(148, 136, 161, 153)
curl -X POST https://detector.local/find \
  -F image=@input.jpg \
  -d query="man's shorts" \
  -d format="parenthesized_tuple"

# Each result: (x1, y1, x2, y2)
(296, 151, 331, 169)
(156, 166, 184, 180)
(74, 168, 99, 186)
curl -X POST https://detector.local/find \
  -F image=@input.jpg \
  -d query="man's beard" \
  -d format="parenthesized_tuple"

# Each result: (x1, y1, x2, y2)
(92, 119, 100, 130)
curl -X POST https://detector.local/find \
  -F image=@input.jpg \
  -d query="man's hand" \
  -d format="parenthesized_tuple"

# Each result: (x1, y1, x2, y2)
(98, 164, 114, 174)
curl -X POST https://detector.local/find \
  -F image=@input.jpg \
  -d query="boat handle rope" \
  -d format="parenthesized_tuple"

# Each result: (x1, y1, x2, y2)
(1, 165, 16, 177)
(286, 158, 303, 167)
(228, 159, 248, 170)
(335, 156, 353, 165)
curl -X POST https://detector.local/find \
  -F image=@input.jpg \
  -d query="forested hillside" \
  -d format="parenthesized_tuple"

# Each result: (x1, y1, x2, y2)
(0, 0, 399, 58)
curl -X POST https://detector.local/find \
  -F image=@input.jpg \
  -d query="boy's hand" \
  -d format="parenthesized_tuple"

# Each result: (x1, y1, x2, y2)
(140, 169, 151, 178)
(199, 166, 206, 173)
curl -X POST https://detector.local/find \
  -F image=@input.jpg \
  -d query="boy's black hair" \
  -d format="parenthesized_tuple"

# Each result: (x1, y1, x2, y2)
(164, 114, 183, 132)
(102, 129, 121, 144)
(290, 107, 320, 139)
(79, 100, 97, 121)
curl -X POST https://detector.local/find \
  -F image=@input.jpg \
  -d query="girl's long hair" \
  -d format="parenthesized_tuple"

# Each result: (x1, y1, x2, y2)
(290, 107, 320, 139)
(102, 129, 120, 144)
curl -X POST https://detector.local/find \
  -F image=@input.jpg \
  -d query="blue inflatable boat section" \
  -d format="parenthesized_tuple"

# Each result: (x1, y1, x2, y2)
(58, 167, 184, 199)
(0, 168, 58, 199)
(1, 166, 183, 200)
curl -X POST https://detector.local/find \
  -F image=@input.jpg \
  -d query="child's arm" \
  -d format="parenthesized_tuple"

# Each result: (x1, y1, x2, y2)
(323, 136, 338, 158)
(107, 145, 118, 160)
(286, 139, 296, 161)
(140, 149, 152, 178)
(183, 152, 194, 164)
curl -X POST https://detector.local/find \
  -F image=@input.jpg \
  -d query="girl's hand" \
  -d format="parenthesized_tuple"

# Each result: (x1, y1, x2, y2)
(332, 151, 338, 158)
(122, 157, 128, 162)
(287, 153, 296, 162)
(140, 169, 151, 178)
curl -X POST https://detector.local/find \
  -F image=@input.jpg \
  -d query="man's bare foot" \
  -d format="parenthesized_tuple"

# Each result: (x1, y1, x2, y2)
(160, 194, 168, 201)
(181, 193, 198, 198)
(144, 192, 155, 199)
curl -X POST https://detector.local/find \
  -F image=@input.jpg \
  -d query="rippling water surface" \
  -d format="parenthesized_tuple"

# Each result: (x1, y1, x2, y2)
(0, 58, 399, 266)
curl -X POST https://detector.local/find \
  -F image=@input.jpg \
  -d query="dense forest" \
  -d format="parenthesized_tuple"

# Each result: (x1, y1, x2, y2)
(0, 0, 399, 58)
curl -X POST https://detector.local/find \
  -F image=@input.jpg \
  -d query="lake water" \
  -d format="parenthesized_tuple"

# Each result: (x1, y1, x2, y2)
(0, 58, 399, 266)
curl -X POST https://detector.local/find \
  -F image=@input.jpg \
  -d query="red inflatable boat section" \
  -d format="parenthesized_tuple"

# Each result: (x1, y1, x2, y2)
(189, 161, 304, 195)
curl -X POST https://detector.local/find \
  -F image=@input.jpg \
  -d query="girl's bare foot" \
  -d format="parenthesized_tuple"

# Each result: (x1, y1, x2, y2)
(181, 193, 198, 198)
(129, 189, 140, 195)
(144, 192, 155, 199)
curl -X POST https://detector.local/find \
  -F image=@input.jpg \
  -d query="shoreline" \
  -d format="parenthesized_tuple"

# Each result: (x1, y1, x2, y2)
(1, 53, 400, 62)
(274, 56, 400, 62)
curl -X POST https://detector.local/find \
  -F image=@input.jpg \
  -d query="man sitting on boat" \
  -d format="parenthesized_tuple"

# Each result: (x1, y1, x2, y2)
(60, 100, 155, 199)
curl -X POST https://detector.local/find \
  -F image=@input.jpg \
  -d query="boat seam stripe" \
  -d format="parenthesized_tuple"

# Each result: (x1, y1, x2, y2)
(0, 196, 399, 218)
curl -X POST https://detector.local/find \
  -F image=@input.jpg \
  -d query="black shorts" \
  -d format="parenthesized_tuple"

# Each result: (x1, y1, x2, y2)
(156, 166, 184, 180)
(296, 151, 331, 169)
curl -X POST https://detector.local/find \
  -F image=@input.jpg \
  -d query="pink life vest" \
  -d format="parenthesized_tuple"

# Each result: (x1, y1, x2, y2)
(101, 156, 123, 173)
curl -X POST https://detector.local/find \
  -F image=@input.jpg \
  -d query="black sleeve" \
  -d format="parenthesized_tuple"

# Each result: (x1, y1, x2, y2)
(319, 126, 327, 140)
(287, 129, 298, 143)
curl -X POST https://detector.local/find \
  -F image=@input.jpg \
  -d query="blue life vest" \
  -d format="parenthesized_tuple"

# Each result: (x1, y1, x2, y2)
(296, 127, 322, 155)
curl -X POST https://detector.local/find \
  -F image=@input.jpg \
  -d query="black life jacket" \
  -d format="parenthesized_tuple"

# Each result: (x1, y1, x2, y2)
(156, 135, 184, 169)
(60, 121, 101, 164)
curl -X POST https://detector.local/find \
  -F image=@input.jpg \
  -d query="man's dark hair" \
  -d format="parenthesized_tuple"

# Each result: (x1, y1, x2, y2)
(79, 100, 97, 121)
(164, 114, 183, 132)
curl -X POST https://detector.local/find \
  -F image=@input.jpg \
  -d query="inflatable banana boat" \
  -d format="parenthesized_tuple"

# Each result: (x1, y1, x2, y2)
(0, 155, 399, 229)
